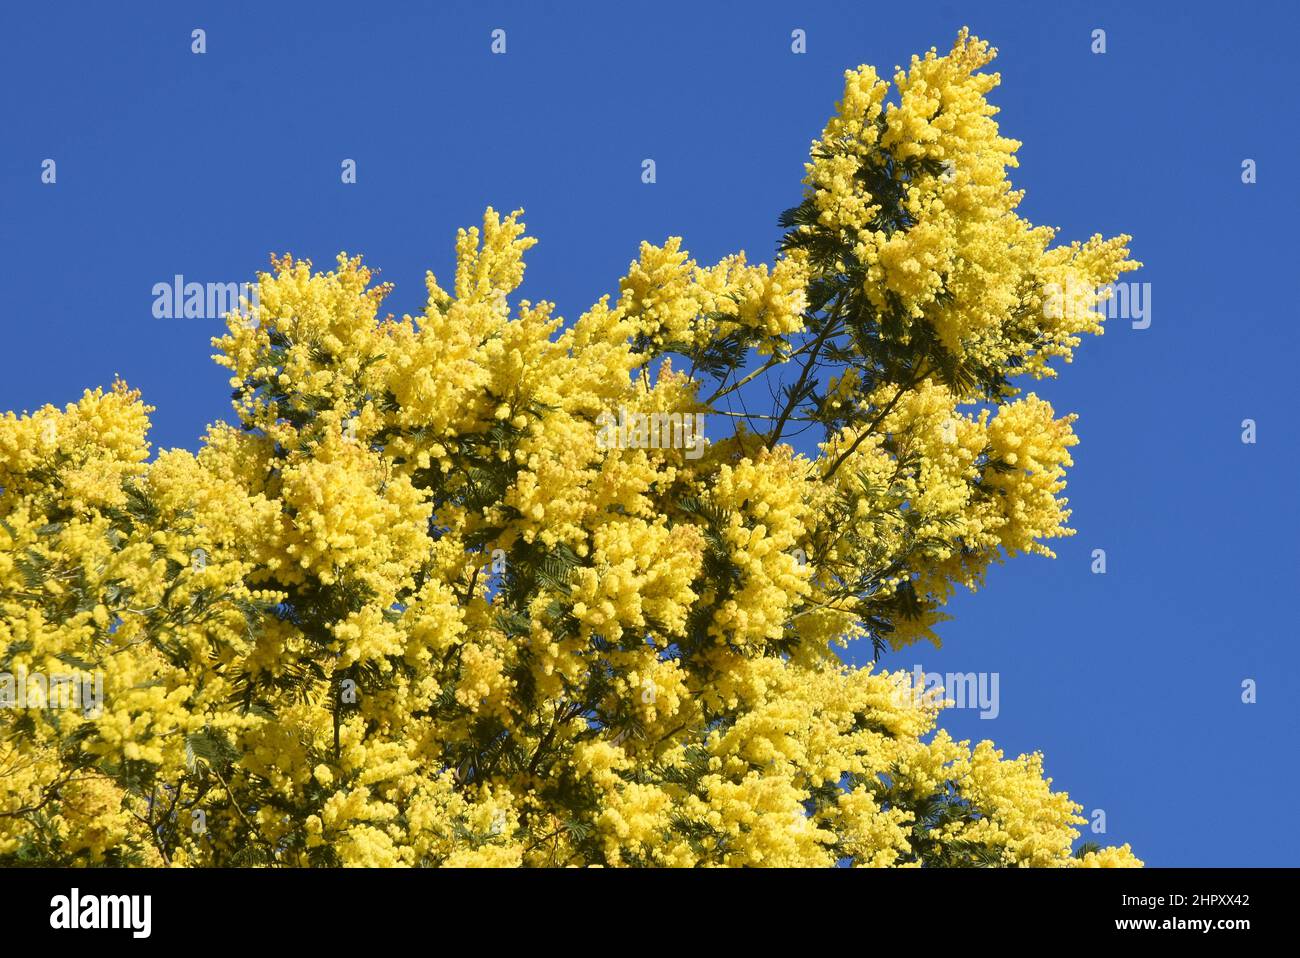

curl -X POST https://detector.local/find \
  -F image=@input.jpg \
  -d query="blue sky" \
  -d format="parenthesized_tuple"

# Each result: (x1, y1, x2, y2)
(2, 0, 1297, 865)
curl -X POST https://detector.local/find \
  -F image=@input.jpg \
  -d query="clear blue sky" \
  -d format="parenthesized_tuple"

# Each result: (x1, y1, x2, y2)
(2, 0, 1296, 866)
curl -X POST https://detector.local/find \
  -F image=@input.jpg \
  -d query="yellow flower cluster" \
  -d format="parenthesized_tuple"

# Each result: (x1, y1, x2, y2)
(618, 238, 810, 353)
(801, 29, 1138, 382)
(1, 30, 1141, 868)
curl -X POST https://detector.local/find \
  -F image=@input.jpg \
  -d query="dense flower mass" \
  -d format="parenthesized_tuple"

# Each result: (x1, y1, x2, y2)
(1, 31, 1139, 867)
